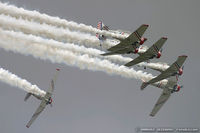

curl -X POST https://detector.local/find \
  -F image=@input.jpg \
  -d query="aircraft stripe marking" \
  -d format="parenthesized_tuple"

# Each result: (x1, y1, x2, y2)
(174, 62, 180, 70)
(134, 31, 141, 40)
(153, 45, 159, 53)
(135, 31, 141, 38)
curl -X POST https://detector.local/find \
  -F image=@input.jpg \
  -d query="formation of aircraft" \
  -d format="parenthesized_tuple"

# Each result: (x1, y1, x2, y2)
(99, 24, 188, 116)
(25, 68, 60, 128)
(0, 22, 187, 128)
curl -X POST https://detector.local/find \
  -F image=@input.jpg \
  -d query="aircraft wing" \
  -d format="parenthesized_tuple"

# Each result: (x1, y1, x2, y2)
(141, 55, 187, 89)
(101, 45, 132, 56)
(150, 88, 171, 116)
(45, 68, 60, 99)
(107, 24, 149, 52)
(26, 99, 47, 128)
(124, 53, 153, 67)
(124, 37, 167, 67)
(26, 69, 60, 128)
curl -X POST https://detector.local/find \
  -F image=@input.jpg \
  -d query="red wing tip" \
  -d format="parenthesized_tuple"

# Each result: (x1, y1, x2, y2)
(162, 37, 168, 39)
(26, 125, 29, 128)
(56, 68, 60, 71)
(143, 24, 149, 27)
(179, 55, 188, 57)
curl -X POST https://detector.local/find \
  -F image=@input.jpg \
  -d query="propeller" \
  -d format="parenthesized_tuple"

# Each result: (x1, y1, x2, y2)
(177, 65, 185, 79)
(175, 79, 184, 92)
(49, 98, 53, 107)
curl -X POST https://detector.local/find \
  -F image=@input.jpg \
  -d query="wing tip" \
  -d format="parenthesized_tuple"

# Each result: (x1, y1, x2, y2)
(162, 37, 168, 40)
(149, 113, 155, 117)
(142, 24, 149, 27)
(124, 63, 131, 67)
(179, 55, 188, 58)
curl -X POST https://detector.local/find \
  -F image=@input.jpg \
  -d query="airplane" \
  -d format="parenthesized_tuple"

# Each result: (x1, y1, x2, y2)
(96, 21, 125, 47)
(141, 70, 183, 116)
(25, 68, 60, 128)
(141, 55, 187, 90)
(96, 21, 109, 42)
(101, 24, 149, 56)
(124, 37, 167, 67)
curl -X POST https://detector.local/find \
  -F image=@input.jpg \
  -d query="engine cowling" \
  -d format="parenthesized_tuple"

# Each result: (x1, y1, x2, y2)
(177, 85, 181, 92)
(134, 48, 138, 54)
(173, 85, 181, 92)
(156, 51, 162, 58)
(139, 37, 147, 45)
(48, 97, 53, 104)
(179, 68, 183, 75)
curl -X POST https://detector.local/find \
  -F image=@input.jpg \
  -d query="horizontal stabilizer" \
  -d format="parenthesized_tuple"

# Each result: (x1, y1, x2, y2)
(140, 82, 149, 90)
(101, 51, 116, 56)
(24, 93, 31, 101)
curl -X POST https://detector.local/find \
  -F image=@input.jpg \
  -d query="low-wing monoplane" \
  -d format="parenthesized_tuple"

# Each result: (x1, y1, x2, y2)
(141, 70, 183, 116)
(25, 68, 60, 128)
(124, 37, 167, 67)
(141, 55, 187, 90)
(101, 24, 149, 56)
(96, 21, 110, 42)
(96, 21, 125, 47)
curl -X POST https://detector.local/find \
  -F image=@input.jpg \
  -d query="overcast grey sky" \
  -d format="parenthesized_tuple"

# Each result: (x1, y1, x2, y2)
(0, 0, 199, 132)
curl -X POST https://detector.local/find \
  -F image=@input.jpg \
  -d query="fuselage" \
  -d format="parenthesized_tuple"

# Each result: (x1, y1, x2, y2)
(151, 80, 172, 90)
(151, 78, 181, 93)
(32, 93, 52, 105)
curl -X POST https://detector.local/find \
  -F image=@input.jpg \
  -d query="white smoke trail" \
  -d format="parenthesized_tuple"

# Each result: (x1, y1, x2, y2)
(138, 62, 169, 71)
(0, 28, 159, 83)
(0, 67, 45, 97)
(0, 2, 126, 39)
(0, 14, 115, 49)
(0, 14, 149, 64)
(0, 22, 130, 65)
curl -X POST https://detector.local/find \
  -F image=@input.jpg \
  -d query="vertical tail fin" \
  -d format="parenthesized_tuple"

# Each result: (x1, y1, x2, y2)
(96, 21, 102, 38)
(24, 93, 31, 101)
(97, 21, 109, 31)
(97, 21, 102, 30)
